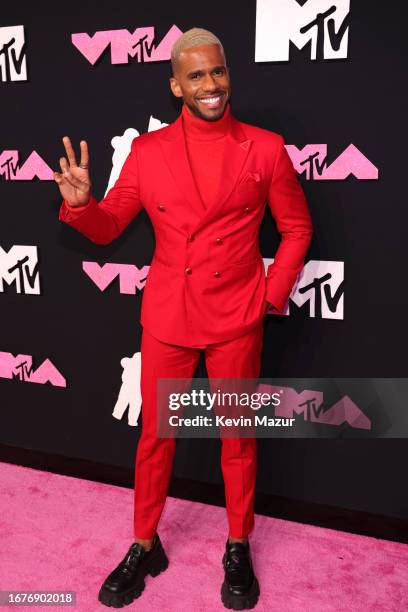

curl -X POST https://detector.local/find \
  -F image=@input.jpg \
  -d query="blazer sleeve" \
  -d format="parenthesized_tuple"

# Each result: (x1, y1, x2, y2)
(58, 137, 143, 245)
(265, 135, 313, 312)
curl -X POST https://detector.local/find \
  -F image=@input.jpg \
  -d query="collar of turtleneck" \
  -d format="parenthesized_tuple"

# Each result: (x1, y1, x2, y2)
(181, 101, 231, 141)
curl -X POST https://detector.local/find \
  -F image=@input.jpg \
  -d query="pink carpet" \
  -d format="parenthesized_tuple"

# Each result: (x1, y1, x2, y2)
(0, 461, 407, 611)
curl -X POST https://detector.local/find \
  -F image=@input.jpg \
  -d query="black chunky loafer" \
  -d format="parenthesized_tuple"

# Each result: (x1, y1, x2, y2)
(98, 532, 169, 607)
(221, 539, 260, 610)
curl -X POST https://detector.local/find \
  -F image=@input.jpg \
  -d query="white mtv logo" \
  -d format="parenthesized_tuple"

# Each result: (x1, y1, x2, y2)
(0, 246, 40, 294)
(255, 0, 350, 62)
(0, 25, 27, 82)
(264, 259, 344, 319)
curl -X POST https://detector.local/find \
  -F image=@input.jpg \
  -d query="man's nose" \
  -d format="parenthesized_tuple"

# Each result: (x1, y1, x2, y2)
(202, 73, 217, 90)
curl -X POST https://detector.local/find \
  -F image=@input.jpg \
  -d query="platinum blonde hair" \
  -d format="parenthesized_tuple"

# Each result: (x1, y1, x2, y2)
(171, 27, 226, 75)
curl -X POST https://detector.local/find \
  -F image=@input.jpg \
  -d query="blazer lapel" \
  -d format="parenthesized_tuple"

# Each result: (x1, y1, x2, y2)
(157, 110, 253, 232)
(202, 117, 252, 228)
(158, 114, 207, 218)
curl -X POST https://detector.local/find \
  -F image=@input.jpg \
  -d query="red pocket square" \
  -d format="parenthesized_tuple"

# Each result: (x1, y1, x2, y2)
(239, 171, 261, 184)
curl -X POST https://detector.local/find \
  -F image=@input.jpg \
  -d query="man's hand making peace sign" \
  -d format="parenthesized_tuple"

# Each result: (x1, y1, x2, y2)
(53, 136, 92, 208)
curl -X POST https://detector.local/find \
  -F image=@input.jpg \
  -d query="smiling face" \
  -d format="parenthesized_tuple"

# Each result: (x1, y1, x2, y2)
(169, 43, 231, 121)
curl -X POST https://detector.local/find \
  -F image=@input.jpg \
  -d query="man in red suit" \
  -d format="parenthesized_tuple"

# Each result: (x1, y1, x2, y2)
(54, 27, 312, 610)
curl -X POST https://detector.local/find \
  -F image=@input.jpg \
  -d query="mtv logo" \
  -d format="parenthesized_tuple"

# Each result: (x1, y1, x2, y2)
(257, 383, 371, 430)
(82, 261, 149, 294)
(0, 351, 66, 386)
(255, 0, 350, 62)
(0, 150, 53, 181)
(0, 25, 27, 82)
(263, 258, 344, 319)
(0, 246, 41, 294)
(285, 144, 379, 181)
(72, 24, 182, 65)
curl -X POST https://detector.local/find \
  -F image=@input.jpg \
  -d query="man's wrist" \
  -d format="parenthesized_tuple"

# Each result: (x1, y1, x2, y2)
(65, 199, 90, 209)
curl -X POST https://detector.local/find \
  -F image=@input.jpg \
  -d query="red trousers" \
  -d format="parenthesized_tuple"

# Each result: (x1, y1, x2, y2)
(133, 323, 264, 540)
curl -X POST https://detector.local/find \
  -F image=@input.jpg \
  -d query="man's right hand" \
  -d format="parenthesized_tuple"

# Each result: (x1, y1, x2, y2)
(53, 136, 92, 207)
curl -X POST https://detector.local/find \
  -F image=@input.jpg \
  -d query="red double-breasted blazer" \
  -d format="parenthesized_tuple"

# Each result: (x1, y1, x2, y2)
(59, 108, 313, 347)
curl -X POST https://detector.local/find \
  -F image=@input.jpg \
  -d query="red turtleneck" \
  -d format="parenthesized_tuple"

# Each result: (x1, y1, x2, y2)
(182, 102, 231, 210)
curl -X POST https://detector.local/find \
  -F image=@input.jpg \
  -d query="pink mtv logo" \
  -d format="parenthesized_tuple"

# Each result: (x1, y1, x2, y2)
(258, 383, 371, 430)
(286, 144, 378, 180)
(72, 24, 182, 65)
(82, 262, 150, 294)
(0, 352, 66, 386)
(0, 151, 53, 181)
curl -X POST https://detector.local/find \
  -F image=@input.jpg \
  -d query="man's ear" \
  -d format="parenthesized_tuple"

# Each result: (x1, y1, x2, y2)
(169, 77, 183, 98)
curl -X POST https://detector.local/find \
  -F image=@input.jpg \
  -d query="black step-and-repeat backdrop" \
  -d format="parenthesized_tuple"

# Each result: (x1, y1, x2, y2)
(1, 1, 407, 521)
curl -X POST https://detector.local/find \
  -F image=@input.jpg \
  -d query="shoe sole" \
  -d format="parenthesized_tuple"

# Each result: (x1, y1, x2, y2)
(220, 576, 260, 610)
(98, 549, 169, 607)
